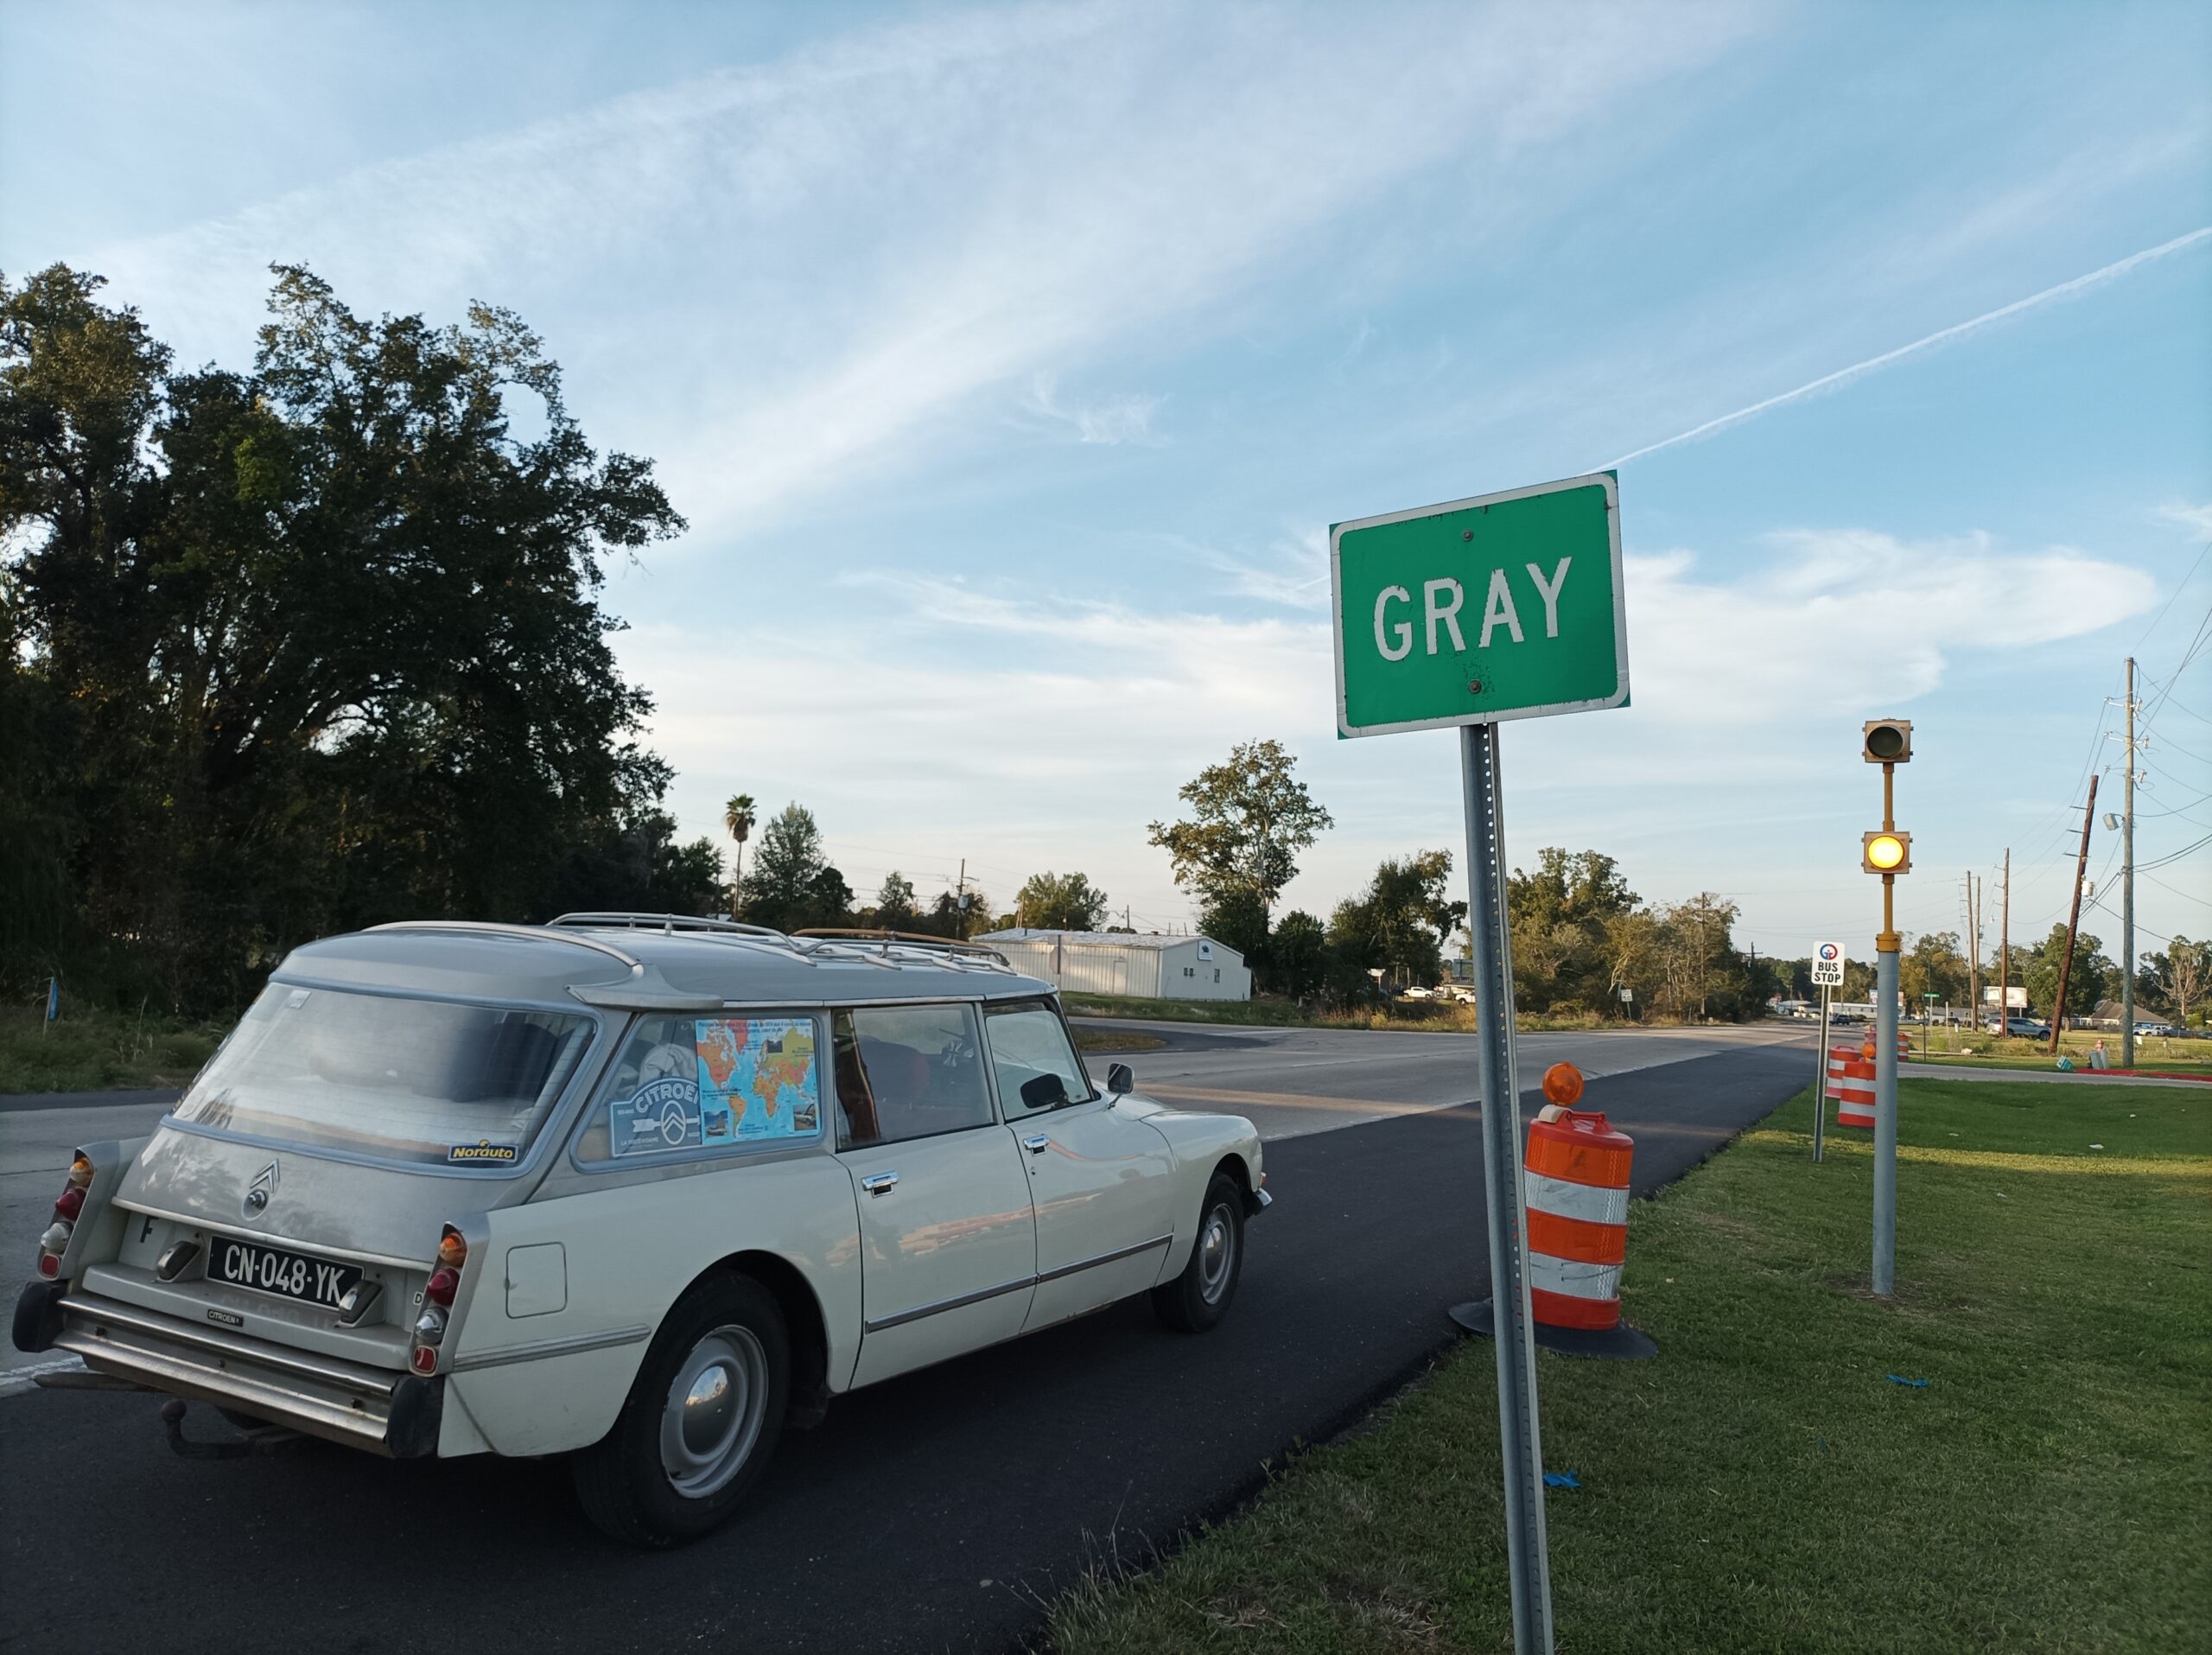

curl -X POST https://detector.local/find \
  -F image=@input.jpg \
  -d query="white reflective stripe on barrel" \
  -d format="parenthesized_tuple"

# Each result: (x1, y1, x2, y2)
(1524, 1253, 1623, 1302)
(1523, 1171, 1630, 1227)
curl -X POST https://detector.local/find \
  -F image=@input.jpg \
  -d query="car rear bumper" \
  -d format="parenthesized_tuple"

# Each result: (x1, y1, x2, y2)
(47, 1286, 441, 1457)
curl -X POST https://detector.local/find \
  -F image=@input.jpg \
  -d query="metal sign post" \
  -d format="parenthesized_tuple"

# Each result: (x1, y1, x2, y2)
(1456, 721, 1552, 1652)
(1330, 471, 1627, 1655)
(1809, 942, 1844, 1164)
(1812, 986, 1830, 1162)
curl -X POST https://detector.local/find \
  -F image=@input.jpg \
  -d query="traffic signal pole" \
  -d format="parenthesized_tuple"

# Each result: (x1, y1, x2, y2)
(1859, 720, 1913, 1298)
(1873, 760, 1900, 1299)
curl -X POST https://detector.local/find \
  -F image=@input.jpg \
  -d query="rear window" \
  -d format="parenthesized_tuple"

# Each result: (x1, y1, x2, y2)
(174, 985, 594, 1169)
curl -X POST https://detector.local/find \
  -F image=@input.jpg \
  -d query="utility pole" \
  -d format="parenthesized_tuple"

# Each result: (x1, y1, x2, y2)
(955, 857, 969, 940)
(1998, 850, 2010, 1035)
(2049, 780, 2098, 1057)
(1973, 871, 1991, 1040)
(2122, 658, 2138, 1067)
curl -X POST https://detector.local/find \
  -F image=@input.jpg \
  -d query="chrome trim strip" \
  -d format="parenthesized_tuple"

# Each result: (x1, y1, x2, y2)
(58, 1295, 400, 1397)
(1036, 1232, 1171, 1285)
(448, 1325, 652, 1372)
(861, 1234, 1173, 1333)
(863, 1275, 1033, 1334)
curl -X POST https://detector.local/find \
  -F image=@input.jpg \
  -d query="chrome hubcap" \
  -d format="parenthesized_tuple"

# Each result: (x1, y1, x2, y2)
(1198, 1204, 1236, 1303)
(659, 1325, 767, 1499)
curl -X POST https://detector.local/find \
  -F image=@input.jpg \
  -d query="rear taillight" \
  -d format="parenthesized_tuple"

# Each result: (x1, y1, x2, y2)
(407, 1225, 467, 1376)
(35, 1152, 95, 1277)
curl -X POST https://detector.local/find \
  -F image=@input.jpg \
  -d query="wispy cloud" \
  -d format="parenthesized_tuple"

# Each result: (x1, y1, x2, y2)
(93, 1, 1763, 539)
(2158, 502, 2212, 538)
(1609, 226, 2212, 468)
(1623, 532, 2158, 723)
(1021, 372, 1165, 446)
(1206, 525, 1329, 610)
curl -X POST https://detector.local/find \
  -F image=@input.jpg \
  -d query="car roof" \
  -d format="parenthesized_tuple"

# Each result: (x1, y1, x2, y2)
(273, 915, 1056, 1012)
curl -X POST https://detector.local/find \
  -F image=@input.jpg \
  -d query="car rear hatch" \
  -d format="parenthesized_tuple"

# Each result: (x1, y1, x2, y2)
(56, 972, 605, 1455)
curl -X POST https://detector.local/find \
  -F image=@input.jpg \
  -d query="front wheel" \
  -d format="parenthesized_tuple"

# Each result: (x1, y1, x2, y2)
(1153, 1171, 1245, 1334)
(571, 1273, 789, 1547)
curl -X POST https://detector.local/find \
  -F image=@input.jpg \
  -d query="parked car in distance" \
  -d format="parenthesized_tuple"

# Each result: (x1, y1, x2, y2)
(14, 915, 1269, 1546)
(2133, 1021, 2177, 1037)
(1986, 1016, 2052, 1039)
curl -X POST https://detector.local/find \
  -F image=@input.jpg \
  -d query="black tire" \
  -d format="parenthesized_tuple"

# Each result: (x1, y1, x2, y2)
(571, 1272, 790, 1547)
(1152, 1171, 1245, 1334)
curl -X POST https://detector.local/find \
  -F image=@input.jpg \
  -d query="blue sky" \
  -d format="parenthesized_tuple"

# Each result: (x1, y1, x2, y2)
(5, 0, 2208, 967)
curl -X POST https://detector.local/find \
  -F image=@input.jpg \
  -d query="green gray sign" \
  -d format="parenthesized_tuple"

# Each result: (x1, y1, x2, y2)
(1331, 472, 1628, 737)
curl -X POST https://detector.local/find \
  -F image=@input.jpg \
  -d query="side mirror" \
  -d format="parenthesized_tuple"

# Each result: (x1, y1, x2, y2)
(1020, 1073, 1071, 1111)
(1106, 1062, 1134, 1096)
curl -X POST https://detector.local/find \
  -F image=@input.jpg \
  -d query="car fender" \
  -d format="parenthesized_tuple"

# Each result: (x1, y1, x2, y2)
(1125, 1099, 1264, 1283)
(441, 1154, 861, 1458)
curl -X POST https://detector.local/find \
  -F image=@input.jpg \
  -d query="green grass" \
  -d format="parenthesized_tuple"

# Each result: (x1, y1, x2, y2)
(1072, 1027, 1170, 1054)
(0, 1003, 226, 1093)
(1905, 1026, 2209, 1073)
(1048, 1079, 2212, 1653)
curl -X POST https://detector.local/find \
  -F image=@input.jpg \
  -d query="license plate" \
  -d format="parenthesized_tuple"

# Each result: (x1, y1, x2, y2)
(206, 1234, 363, 1309)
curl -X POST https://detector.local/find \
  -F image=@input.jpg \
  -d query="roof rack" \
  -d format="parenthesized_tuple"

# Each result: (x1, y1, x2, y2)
(792, 928, 1015, 971)
(549, 911, 792, 941)
(368, 920, 644, 972)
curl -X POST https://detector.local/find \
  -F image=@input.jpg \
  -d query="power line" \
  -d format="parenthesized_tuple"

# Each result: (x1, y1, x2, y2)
(2131, 538, 2210, 648)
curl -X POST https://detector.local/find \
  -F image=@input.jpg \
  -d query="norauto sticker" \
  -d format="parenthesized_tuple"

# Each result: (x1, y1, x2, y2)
(447, 1141, 519, 1164)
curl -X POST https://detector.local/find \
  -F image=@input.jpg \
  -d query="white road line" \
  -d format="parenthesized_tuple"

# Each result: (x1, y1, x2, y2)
(0, 1354, 86, 1399)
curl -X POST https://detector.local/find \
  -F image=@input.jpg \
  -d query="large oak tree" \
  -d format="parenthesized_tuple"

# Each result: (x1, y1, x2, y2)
(2, 264, 711, 1009)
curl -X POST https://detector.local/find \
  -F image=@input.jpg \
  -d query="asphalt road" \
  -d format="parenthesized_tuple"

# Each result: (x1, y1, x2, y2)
(0, 1029, 1808, 1654)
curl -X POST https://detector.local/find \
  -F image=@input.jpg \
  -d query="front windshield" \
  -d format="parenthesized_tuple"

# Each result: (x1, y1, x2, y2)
(175, 984, 594, 1169)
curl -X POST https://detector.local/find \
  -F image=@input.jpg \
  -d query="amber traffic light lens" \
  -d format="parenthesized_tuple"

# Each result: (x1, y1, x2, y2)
(1866, 833, 1906, 870)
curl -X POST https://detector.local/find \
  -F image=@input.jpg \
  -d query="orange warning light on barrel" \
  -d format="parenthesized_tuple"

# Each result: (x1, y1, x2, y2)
(1541, 1062, 1585, 1106)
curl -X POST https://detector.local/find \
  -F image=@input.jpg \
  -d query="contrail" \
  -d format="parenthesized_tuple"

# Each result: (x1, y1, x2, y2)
(1610, 226, 2212, 468)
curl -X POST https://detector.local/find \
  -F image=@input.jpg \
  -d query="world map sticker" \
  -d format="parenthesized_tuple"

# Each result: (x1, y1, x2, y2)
(694, 1018, 820, 1143)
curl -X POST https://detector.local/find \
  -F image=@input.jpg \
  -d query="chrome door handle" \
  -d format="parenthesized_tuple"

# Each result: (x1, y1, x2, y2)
(860, 1171, 899, 1195)
(1023, 1135, 1050, 1155)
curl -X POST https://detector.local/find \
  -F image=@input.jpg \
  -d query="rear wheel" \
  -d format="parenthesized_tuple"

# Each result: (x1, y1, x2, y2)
(571, 1274, 789, 1547)
(1152, 1171, 1245, 1334)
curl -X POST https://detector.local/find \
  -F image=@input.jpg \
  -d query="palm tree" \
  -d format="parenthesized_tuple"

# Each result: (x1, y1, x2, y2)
(722, 793, 757, 913)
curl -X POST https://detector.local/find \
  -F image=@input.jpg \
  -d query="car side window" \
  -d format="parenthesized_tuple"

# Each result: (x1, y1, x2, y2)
(984, 1000, 1095, 1117)
(832, 1003, 994, 1150)
(575, 1012, 823, 1164)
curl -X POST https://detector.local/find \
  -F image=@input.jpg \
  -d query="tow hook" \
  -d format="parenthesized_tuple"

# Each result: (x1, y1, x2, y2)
(158, 1398, 305, 1460)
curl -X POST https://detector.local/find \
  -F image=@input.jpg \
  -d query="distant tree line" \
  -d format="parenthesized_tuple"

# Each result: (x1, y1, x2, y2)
(1770, 926, 2209, 1027)
(1, 265, 721, 1013)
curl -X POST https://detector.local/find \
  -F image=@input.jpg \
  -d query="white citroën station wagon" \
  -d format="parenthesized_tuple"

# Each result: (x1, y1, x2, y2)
(14, 915, 1268, 1544)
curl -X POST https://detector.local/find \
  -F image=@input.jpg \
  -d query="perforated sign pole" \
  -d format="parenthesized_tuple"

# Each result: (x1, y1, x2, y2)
(1809, 943, 1845, 1164)
(1459, 720, 1553, 1652)
(1332, 471, 1627, 1655)
(1812, 987, 1830, 1162)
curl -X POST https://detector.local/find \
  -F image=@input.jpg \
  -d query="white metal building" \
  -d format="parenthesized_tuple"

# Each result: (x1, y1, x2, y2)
(975, 929, 1253, 1002)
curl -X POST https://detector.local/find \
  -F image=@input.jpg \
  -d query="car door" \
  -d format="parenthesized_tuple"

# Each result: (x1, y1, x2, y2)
(834, 1003, 1039, 1387)
(983, 998, 1178, 1330)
